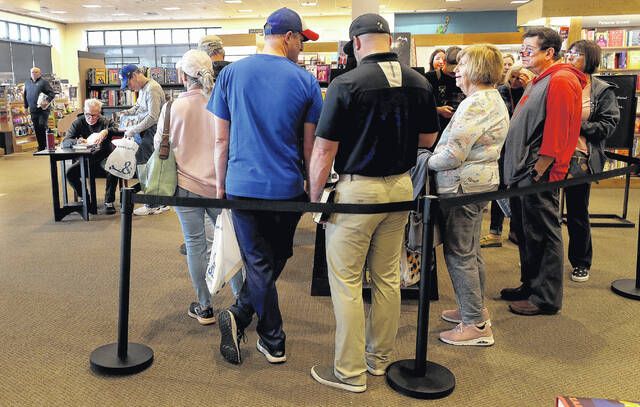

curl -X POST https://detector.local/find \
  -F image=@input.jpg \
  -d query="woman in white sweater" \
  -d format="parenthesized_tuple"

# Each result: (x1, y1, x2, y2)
(427, 44, 510, 346)
(154, 50, 242, 325)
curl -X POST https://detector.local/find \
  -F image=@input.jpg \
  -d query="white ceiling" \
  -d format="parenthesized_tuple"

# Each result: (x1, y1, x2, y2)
(2, 0, 526, 24)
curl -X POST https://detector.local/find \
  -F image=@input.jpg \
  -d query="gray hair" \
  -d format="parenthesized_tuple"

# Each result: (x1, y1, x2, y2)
(84, 98, 103, 111)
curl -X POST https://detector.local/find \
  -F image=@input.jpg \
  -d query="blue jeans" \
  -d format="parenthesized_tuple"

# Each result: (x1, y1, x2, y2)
(228, 193, 305, 353)
(440, 193, 488, 325)
(173, 187, 243, 308)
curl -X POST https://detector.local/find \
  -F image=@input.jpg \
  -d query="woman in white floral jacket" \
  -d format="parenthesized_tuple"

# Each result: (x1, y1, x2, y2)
(427, 44, 510, 347)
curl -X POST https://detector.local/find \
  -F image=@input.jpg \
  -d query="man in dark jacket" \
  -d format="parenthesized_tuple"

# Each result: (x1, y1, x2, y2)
(23, 67, 56, 151)
(62, 98, 120, 214)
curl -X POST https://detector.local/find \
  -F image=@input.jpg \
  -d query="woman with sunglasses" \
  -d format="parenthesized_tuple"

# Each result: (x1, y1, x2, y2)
(563, 40, 620, 282)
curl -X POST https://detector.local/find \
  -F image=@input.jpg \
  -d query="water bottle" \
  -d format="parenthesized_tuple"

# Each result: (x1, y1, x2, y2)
(46, 128, 55, 151)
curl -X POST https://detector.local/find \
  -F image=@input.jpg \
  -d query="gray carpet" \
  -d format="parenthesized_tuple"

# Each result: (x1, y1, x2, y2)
(1, 152, 639, 406)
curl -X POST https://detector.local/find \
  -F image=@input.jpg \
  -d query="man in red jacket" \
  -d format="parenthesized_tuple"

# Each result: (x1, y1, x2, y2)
(501, 27, 586, 315)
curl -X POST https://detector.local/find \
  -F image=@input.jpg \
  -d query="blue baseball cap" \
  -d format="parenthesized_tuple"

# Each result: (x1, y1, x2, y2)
(264, 8, 319, 41)
(119, 64, 138, 89)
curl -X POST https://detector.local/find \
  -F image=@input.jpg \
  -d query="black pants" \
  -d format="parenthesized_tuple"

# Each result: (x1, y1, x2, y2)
(30, 110, 50, 151)
(510, 175, 563, 311)
(228, 193, 305, 353)
(66, 157, 119, 204)
(489, 199, 505, 235)
(135, 125, 157, 165)
(564, 153, 593, 269)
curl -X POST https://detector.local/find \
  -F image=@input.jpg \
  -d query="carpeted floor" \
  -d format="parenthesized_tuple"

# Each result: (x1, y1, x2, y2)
(1, 152, 639, 406)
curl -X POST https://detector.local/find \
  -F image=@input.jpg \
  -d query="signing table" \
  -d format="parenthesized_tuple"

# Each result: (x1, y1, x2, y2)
(34, 147, 101, 221)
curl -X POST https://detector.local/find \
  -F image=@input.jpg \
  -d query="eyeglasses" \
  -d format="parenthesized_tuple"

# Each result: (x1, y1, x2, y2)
(84, 112, 100, 118)
(565, 51, 584, 59)
(519, 46, 541, 57)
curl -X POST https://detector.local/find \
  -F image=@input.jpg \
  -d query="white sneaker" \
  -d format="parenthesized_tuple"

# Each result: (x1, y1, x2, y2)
(439, 323, 494, 347)
(133, 205, 170, 216)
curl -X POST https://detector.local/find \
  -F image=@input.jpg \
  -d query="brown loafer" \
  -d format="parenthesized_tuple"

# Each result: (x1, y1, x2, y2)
(509, 300, 558, 316)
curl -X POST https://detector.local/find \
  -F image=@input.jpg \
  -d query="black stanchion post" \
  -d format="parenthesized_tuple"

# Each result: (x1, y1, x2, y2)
(90, 187, 154, 375)
(386, 197, 455, 399)
(611, 205, 640, 300)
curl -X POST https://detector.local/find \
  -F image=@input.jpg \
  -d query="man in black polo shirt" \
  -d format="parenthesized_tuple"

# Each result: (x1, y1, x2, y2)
(308, 14, 439, 393)
(61, 98, 120, 214)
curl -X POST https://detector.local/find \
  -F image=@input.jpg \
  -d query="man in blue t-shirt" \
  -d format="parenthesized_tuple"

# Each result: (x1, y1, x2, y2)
(209, 7, 322, 366)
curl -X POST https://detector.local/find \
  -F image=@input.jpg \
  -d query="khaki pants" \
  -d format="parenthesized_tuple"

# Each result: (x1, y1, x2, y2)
(325, 173, 412, 386)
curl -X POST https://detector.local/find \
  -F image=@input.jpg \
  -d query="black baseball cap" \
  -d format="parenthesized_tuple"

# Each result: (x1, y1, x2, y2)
(344, 13, 391, 53)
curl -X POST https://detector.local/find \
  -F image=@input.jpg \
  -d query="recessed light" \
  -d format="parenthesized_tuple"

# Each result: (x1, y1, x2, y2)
(112, 13, 129, 16)
(397, 9, 447, 13)
(237, 9, 253, 12)
(445, 0, 461, 2)
(163, 7, 181, 10)
(511, 0, 529, 3)
(50, 10, 68, 14)
(224, 0, 242, 3)
(82, 4, 102, 8)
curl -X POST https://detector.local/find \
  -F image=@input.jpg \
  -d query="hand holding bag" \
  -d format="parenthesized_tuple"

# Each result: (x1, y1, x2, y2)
(142, 101, 177, 197)
(205, 209, 243, 296)
(105, 137, 139, 180)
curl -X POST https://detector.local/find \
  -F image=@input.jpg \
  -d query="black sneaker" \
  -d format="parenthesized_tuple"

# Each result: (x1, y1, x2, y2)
(104, 202, 116, 215)
(571, 266, 589, 282)
(188, 302, 216, 325)
(256, 339, 286, 364)
(219, 310, 244, 365)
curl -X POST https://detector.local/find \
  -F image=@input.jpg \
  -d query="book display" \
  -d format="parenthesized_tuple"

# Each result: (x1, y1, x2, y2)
(583, 27, 640, 157)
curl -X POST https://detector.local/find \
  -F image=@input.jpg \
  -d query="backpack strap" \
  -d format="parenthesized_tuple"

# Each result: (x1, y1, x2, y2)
(159, 100, 173, 160)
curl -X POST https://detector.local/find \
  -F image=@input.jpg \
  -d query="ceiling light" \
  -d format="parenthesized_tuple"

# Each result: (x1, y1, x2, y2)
(163, 7, 181, 10)
(445, 0, 461, 2)
(82, 4, 102, 8)
(397, 9, 447, 13)
(237, 9, 253, 12)
(50, 10, 68, 14)
(224, 0, 242, 3)
(112, 13, 129, 16)
(511, 0, 529, 3)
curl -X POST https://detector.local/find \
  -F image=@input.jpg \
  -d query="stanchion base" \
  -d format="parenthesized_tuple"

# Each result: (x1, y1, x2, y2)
(611, 279, 640, 300)
(90, 343, 154, 375)
(386, 359, 455, 399)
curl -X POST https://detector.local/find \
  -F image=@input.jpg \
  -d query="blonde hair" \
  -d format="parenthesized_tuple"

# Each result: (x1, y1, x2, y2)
(457, 44, 504, 86)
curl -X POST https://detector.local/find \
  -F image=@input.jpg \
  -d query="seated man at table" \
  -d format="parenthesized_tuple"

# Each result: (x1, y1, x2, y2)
(61, 98, 120, 215)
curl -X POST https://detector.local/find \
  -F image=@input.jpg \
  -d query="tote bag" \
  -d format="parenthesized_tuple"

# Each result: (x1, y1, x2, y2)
(141, 101, 177, 197)
(206, 209, 243, 296)
(105, 138, 139, 180)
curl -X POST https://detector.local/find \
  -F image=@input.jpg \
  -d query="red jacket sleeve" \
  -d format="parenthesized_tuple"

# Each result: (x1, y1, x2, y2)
(539, 72, 582, 160)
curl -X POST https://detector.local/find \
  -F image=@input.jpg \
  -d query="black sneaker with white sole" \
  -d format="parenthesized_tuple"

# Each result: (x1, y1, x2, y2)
(571, 266, 589, 282)
(187, 302, 216, 325)
(104, 202, 116, 215)
(218, 310, 244, 365)
(256, 339, 286, 364)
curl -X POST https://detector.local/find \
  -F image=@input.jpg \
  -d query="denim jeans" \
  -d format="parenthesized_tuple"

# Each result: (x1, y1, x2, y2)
(440, 192, 488, 325)
(173, 187, 243, 308)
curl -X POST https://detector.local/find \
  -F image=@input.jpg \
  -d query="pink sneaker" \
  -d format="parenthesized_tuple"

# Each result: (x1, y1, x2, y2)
(441, 307, 491, 326)
(439, 323, 494, 346)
